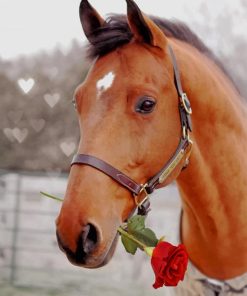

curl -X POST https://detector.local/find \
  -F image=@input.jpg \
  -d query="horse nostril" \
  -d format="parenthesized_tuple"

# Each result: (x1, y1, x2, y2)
(56, 224, 98, 265)
(80, 223, 98, 254)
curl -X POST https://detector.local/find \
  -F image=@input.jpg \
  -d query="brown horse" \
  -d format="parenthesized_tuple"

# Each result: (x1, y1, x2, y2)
(56, 0, 247, 282)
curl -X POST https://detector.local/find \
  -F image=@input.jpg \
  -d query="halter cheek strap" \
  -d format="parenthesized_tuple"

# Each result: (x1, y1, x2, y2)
(71, 45, 193, 211)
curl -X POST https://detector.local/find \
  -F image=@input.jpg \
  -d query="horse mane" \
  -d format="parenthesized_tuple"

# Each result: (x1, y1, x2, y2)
(87, 14, 232, 82)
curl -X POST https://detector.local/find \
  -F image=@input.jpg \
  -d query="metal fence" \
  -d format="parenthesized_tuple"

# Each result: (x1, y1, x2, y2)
(0, 171, 69, 287)
(0, 170, 181, 296)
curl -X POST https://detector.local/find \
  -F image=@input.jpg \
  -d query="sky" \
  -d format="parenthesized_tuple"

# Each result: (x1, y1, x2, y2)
(0, 0, 244, 60)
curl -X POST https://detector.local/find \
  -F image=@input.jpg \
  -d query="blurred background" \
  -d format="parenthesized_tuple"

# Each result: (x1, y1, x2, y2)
(0, 0, 246, 295)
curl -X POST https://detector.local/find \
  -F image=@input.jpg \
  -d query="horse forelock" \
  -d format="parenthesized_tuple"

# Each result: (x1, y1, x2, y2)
(87, 15, 132, 59)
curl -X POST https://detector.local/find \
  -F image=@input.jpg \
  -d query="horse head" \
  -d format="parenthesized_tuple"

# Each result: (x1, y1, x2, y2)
(56, 0, 191, 268)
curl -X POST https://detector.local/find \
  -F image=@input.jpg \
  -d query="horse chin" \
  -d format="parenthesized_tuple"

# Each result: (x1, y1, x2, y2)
(94, 234, 119, 268)
(67, 233, 119, 269)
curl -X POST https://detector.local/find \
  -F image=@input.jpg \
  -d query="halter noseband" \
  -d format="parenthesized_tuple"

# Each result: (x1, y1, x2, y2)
(71, 45, 193, 211)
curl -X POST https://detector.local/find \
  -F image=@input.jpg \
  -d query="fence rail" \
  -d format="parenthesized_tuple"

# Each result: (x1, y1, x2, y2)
(0, 170, 75, 287)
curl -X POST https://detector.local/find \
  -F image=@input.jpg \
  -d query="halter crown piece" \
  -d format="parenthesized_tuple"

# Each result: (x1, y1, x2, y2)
(71, 45, 193, 215)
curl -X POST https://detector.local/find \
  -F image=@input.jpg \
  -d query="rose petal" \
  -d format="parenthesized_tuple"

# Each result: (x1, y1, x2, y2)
(151, 242, 189, 288)
(153, 276, 164, 289)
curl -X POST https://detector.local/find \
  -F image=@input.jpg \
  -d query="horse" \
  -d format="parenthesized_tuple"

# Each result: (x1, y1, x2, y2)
(56, 0, 247, 292)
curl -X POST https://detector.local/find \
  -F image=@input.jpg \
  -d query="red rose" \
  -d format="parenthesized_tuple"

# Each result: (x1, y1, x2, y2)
(151, 242, 188, 288)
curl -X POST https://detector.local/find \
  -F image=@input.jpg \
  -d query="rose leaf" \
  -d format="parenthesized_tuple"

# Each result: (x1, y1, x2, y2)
(133, 227, 158, 247)
(121, 234, 138, 255)
(127, 215, 145, 233)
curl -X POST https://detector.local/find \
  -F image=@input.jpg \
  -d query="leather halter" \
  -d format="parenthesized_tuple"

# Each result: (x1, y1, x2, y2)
(71, 45, 193, 209)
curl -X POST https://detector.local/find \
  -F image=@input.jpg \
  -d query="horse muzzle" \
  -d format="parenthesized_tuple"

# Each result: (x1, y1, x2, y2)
(56, 223, 118, 268)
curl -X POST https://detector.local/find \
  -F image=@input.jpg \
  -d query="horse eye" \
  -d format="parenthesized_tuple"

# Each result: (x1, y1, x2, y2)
(135, 97, 156, 114)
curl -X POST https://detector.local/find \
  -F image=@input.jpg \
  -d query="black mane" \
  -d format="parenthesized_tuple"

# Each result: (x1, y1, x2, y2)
(87, 15, 216, 63)
(86, 14, 236, 83)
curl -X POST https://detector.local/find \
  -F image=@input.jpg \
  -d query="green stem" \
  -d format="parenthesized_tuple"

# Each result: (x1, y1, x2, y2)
(40, 191, 63, 202)
(117, 226, 147, 250)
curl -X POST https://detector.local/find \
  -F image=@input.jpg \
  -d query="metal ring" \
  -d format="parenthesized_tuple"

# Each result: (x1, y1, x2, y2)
(135, 194, 150, 208)
(181, 93, 192, 115)
(134, 184, 149, 207)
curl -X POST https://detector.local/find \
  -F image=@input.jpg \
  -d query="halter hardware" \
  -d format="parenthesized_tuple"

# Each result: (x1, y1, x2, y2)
(135, 183, 149, 208)
(158, 148, 185, 184)
(70, 45, 193, 215)
(181, 93, 192, 115)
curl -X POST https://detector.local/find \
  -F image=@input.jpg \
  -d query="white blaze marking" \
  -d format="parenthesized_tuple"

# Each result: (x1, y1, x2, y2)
(96, 71, 115, 98)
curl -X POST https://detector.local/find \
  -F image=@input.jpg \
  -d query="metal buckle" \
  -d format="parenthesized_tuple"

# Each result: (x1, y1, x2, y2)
(181, 93, 192, 115)
(134, 183, 149, 208)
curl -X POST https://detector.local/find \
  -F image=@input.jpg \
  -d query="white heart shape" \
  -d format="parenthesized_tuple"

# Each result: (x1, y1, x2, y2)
(18, 78, 35, 94)
(3, 128, 15, 142)
(44, 93, 60, 108)
(12, 128, 28, 143)
(60, 141, 76, 157)
(30, 119, 46, 132)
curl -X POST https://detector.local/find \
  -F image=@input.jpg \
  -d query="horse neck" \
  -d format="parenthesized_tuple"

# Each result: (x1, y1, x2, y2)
(172, 41, 247, 277)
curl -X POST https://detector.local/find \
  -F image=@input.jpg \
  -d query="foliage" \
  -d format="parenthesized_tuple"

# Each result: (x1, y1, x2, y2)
(0, 40, 89, 172)
(189, 1, 247, 97)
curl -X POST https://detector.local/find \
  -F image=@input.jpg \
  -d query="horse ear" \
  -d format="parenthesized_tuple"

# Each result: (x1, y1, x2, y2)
(126, 0, 167, 47)
(79, 0, 105, 43)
